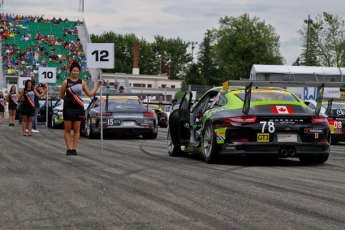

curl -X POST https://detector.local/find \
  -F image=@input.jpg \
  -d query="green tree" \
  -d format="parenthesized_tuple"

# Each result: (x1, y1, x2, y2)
(197, 33, 222, 85)
(182, 63, 206, 85)
(151, 36, 192, 80)
(210, 13, 284, 81)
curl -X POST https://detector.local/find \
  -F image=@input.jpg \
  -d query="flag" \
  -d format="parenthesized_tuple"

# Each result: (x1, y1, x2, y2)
(78, 0, 84, 12)
(271, 105, 294, 114)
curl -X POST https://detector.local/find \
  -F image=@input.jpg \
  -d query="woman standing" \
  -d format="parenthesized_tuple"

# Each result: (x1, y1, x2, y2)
(59, 61, 102, 155)
(6, 85, 18, 126)
(0, 91, 5, 123)
(18, 80, 48, 136)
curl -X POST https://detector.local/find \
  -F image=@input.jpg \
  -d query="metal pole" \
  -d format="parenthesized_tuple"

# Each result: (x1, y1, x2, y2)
(164, 86, 166, 102)
(99, 69, 103, 154)
(45, 83, 49, 129)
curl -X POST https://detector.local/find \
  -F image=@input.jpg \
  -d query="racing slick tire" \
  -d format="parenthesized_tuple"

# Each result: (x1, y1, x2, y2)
(86, 117, 97, 139)
(167, 129, 184, 157)
(202, 121, 219, 163)
(298, 154, 329, 164)
(330, 136, 339, 145)
(160, 124, 168, 128)
(142, 133, 158, 139)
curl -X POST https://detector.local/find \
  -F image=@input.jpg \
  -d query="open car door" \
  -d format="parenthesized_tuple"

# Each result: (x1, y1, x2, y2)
(169, 91, 192, 145)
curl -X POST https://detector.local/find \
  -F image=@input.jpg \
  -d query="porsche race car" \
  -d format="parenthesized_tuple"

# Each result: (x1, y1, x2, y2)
(167, 80, 345, 164)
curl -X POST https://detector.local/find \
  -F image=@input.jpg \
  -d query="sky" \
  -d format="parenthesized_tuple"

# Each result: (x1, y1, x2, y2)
(3, 0, 345, 65)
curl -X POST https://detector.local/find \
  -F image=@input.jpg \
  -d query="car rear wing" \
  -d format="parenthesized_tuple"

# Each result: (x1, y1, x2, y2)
(93, 92, 163, 112)
(322, 97, 345, 115)
(222, 80, 345, 115)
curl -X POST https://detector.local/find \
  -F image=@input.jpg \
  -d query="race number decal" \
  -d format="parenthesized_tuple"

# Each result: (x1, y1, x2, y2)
(260, 121, 275, 133)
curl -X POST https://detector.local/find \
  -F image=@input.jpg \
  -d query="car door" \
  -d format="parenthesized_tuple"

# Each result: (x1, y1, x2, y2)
(169, 91, 192, 145)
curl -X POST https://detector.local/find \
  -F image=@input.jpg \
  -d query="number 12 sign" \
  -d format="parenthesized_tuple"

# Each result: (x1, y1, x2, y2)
(87, 43, 114, 69)
(39, 67, 57, 83)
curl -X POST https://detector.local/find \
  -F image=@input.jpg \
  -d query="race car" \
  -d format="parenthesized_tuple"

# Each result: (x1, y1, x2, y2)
(83, 95, 158, 139)
(148, 105, 168, 128)
(304, 98, 345, 144)
(167, 80, 345, 164)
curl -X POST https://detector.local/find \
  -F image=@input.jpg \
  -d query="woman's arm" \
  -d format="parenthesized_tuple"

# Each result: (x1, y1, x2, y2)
(82, 80, 102, 97)
(18, 89, 24, 102)
(59, 80, 67, 99)
(34, 87, 48, 97)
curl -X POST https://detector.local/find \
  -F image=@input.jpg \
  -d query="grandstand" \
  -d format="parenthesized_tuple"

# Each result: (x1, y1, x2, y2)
(0, 14, 98, 92)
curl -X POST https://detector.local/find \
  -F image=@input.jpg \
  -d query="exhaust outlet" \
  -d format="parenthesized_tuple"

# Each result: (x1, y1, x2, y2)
(280, 149, 288, 156)
(288, 149, 296, 156)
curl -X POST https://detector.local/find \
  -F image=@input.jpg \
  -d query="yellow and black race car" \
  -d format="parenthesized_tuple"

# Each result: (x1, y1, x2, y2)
(168, 80, 345, 164)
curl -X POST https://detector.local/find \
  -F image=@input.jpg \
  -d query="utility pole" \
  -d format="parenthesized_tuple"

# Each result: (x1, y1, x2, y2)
(188, 41, 198, 61)
(304, 15, 313, 66)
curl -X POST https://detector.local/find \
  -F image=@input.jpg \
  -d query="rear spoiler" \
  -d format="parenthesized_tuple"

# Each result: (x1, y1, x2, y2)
(322, 97, 345, 115)
(93, 92, 163, 112)
(222, 80, 345, 115)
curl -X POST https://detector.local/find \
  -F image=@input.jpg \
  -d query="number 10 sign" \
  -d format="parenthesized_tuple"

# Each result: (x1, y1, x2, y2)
(87, 43, 114, 69)
(39, 67, 57, 83)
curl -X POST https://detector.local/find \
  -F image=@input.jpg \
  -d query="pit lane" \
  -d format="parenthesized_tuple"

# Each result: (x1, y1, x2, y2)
(1, 124, 345, 229)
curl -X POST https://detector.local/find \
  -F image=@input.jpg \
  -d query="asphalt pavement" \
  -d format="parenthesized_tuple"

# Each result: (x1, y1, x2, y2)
(1, 121, 345, 230)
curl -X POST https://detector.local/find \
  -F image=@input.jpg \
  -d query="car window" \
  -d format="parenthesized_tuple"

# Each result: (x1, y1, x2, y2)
(180, 93, 191, 110)
(233, 89, 299, 102)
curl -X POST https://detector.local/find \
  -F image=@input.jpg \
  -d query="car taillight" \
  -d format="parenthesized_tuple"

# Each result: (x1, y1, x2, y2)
(312, 116, 328, 124)
(96, 112, 112, 116)
(143, 112, 155, 117)
(223, 116, 257, 123)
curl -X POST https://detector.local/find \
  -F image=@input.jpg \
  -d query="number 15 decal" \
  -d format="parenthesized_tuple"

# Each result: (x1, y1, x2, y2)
(260, 121, 275, 133)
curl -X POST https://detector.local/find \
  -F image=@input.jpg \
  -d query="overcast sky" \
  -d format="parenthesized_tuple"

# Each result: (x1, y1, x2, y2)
(4, 0, 345, 65)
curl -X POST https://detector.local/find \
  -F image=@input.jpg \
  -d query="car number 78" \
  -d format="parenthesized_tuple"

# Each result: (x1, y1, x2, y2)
(260, 121, 275, 133)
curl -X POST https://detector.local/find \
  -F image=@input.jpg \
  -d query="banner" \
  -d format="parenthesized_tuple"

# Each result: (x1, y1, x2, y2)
(78, 0, 84, 12)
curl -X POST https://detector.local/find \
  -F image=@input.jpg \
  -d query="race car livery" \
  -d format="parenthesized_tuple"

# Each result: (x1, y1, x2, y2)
(323, 98, 345, 144)
(167, 80, 343, 164)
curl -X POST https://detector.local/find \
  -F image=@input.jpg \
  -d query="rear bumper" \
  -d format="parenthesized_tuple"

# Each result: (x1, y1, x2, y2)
(94, 127, 157, 135)
(219, 143, 330, 156)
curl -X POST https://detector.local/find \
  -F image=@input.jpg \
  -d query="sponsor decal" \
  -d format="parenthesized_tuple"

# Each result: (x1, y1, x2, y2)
(271, 106, 294, 114)
(257, 133, 270, 142)
(315, 133, 319, 139)
(216, 128, 227, 144)
(304, 128, 323, 133)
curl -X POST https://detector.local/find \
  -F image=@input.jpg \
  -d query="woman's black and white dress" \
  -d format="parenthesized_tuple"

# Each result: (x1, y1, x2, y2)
(21, 89, 35, 116)
(8, 92, 18, 110)
(63, 79, 84, 121)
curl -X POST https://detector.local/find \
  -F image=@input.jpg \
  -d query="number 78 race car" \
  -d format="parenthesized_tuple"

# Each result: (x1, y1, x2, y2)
(168, 80, 345, 164)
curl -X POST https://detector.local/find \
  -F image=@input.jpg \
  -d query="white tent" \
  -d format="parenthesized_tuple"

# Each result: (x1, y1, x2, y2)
(250, 65, 345, 82)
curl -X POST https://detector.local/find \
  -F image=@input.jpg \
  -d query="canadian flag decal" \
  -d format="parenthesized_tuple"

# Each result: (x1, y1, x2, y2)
(271, 106, 294, 114)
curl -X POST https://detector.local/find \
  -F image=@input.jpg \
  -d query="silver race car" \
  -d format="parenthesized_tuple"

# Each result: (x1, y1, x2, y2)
(83, 95, 158, 139)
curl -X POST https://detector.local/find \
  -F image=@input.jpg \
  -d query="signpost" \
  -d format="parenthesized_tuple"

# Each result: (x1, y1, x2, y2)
(39, 67, 56, 129)
(87, 43, 114, 154)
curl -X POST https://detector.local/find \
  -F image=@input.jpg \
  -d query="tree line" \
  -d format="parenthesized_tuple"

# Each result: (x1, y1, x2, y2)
(90, 12, 345, 86)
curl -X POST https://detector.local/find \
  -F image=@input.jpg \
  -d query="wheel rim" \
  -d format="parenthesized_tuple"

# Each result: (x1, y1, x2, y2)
(203, 124, 213, 158)
(167, 130, 174, 153)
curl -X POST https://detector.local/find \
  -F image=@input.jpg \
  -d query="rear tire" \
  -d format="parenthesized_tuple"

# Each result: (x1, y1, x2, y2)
(202, 121, 219, 163)
(299, 154, 329, 164)
(167, 129, 183, 156)
(86, 117, 97, 139)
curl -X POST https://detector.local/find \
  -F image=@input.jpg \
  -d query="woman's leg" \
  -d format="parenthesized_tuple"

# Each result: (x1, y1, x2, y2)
(10, 109, 16, 124)
(72, 121, 81, 150)
(0, 112, 3, 123)
(22, 115, 28, 135)
(64, 121, 72, 150)
(27, 116, 33, 135)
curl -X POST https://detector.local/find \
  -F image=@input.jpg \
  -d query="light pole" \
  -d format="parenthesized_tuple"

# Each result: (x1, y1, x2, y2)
(167, 53, 172, 80)
(188, 41, 198, 60)
(304, 15, 313, 66)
